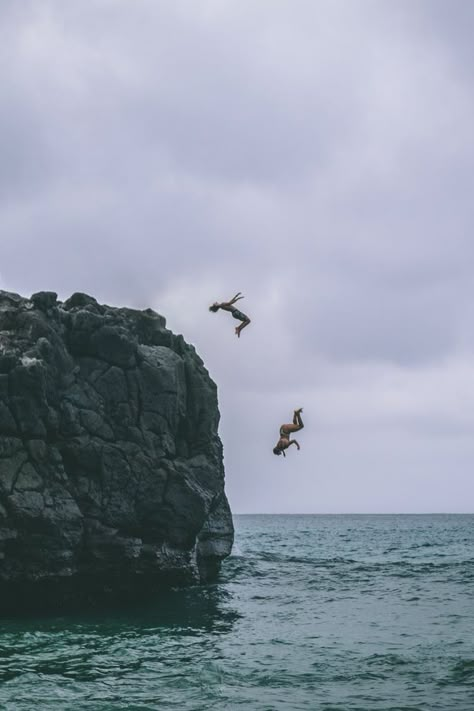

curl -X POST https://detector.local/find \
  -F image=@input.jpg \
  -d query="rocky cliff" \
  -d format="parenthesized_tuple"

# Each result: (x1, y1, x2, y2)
(0, 290, 233, 611)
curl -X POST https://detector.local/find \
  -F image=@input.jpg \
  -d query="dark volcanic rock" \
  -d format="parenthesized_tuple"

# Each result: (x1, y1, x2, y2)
(0, 290, 233, 611)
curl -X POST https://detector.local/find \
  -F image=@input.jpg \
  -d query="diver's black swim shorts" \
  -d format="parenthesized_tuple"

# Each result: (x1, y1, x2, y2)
(232, 309, 248, 322)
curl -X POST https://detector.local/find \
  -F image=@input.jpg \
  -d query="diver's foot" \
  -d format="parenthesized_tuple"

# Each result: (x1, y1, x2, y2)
(235, 327, 240, 337)
(294, 407, 303, 414)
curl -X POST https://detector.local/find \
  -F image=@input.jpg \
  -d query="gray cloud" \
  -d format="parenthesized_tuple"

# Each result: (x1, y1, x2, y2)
(1, 0, 473, 512)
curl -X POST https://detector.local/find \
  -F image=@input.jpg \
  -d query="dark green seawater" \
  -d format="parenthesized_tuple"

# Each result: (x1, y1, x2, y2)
(0, 514, 473, 710)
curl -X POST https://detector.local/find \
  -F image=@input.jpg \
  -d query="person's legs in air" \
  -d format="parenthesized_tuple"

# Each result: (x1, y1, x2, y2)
(293, 408, 304, 430)
(235, 316, 251, 337)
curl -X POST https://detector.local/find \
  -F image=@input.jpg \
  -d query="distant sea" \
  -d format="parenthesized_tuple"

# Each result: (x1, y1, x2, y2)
(1, 514, 473, 710)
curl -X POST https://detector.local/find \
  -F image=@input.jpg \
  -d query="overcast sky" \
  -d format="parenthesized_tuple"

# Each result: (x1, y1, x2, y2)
(2, 0, 473, 513)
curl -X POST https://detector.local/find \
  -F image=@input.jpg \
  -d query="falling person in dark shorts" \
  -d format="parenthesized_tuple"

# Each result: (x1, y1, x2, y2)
(209, 292, 251, 337)
(273, 408, 304, 457)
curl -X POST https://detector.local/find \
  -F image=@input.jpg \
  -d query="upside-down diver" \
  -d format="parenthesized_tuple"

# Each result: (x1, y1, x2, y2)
(273, 408, 304, 457)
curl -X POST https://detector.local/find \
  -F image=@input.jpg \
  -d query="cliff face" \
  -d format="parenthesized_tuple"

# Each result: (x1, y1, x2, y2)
(0, 290, 233, 610)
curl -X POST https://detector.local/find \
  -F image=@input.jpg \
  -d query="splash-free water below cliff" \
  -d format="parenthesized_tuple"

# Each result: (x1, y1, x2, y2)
(0, 515, 472, 710)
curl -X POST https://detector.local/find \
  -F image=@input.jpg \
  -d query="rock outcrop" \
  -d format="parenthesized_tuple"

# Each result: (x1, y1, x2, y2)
(0, 290, 233, 611)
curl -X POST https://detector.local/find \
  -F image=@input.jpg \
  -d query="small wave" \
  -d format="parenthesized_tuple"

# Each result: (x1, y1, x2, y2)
(352, 559, 474, 577)
(366, 653, 409, 667)
(258, 551, 357, 566)
(441, 659, 474, 686)
(220, 556, 269, 580)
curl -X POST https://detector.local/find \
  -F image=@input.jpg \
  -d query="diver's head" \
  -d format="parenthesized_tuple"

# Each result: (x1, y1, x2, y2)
(209, 303, 220, 312)
(273, 447, 282, 456)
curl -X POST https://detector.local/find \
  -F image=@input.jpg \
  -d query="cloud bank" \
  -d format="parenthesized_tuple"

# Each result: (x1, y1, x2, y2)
(1, 0, 473, 511)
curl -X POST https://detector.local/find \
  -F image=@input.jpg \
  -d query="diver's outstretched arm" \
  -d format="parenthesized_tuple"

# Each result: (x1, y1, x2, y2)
(230, 292, 244, 304)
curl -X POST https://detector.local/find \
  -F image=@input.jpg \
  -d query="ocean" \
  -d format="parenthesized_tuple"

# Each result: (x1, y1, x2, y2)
(0, 514, 472, 710)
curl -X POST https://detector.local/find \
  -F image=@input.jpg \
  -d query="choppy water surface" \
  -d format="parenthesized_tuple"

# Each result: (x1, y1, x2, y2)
(1, 514, 473, 710)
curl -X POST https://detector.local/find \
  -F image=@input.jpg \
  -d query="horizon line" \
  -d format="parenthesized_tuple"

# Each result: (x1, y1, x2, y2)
(232, 511, 474, 516)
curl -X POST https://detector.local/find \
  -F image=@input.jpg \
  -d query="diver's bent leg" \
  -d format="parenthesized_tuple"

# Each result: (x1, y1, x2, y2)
(235, 318, 251, 338)
(293, 409, 304, 429)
